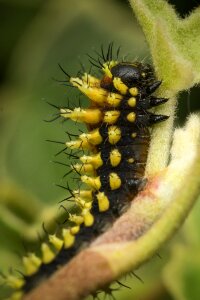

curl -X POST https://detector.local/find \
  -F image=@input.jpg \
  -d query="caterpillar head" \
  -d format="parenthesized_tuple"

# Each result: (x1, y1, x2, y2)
(101, 61, 155, 91)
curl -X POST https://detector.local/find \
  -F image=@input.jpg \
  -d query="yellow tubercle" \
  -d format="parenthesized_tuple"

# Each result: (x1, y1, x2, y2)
(8, 291, 24, 300)
(66, 139, 94, 151)
(69, 213, 84, 225)
(75, 197, 92, 209)
(83, 202, 92, 209)
(129, 87, 138, 96)
(82, 209, 94, 226)
(74, 197, 86, 208)
(49, 234, 64, 251)
(127, 112, 136, 123)
(60, 108, 102, 124)
(80, 153, 103, 169)
(127, 158, 135, 163)
(28, 253, 42, 268)
(62, 229, 75, 248)
(113, 77, 128, 94)
(22, 254, 41, 276)
(5, 275, 25, 289)
(103, 110, 120, 124)
(82, 73, 100, 86)
(41, 243, 55, 264)
(70, 225, 80, 235)
(102, 61, 118, 77)
(109, 173, 122, 190)
(73, 189, 93, 201)
(108, 126, 121, 144)
(128, 97, 137, 107)
(81, 175, 101, 190)
(70, 76, 123, 107)
(79, 129, 102, 146)
(107, 92, 122, 107)
(69, 77, 83, 87)
(96, 192, 110, 212)
(70, 77, 108, 105)
(110, 149, 121, 166)
(131, 132, 137, 138)
(72, 163, 95, 175)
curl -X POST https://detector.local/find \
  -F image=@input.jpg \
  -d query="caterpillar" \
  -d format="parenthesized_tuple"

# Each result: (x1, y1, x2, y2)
(3, 45, 169, 300)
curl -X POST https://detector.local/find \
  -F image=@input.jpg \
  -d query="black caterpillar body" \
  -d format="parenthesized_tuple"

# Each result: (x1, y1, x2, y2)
(5, 48, 169, 299)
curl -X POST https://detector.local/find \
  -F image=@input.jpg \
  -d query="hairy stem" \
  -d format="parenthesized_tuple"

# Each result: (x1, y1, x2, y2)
(146, 95, 177, 175)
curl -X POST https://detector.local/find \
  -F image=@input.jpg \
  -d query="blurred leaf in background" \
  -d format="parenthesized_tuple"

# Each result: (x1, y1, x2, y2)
(0, 0, 199, 299)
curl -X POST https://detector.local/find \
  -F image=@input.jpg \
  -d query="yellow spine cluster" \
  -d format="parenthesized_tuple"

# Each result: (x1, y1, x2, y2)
(7, 59, 139, 299)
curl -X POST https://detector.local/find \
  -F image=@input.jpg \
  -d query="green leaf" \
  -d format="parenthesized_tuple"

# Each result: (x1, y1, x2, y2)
(129, 0, 200, 91)
(164, 245, 200, 300)
(163, 198, 200, 300)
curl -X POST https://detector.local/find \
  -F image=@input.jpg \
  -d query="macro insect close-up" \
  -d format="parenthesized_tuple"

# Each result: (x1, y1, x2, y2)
(0, 1, 200, 300)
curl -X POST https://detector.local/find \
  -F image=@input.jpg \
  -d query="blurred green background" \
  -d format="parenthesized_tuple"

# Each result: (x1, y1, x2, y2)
(0, 0, 200, 299)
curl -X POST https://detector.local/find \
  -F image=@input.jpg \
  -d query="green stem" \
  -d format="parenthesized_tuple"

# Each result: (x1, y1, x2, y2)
(146, 95, 177, 175)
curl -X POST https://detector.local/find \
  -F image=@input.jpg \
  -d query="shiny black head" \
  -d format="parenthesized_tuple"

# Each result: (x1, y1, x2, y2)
(111, 62, 154, 87)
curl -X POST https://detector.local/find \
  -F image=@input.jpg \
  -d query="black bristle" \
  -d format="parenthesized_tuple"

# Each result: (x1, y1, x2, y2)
(43, 115, 60, 123)
(58, 63, 71, 79)
(149, 114, 169, 124)
(149, 96, 169, 107)
(46, 139, 64, 145)
(147, 80, 162, 94)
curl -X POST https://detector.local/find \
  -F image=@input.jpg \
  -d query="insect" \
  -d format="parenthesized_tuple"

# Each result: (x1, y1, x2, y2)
(4, 44, 169, 300)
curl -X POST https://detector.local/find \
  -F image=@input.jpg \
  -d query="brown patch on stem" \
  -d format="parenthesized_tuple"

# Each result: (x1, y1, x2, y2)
(23, 250, 113, 300)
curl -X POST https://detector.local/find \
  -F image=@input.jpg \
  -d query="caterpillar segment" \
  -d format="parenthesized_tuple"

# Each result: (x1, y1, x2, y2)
(70, 77, 123, 107)
(6, 57, 169, 299)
